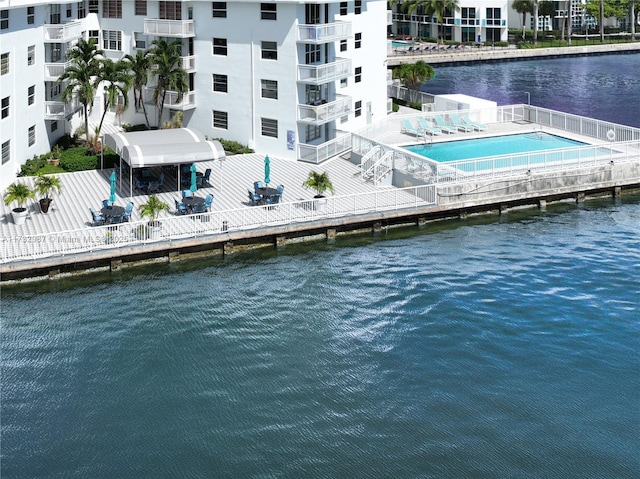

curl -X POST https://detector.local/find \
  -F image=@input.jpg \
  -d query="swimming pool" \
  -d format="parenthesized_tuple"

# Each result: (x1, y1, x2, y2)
(391, 40, 415, 48)
(405, 132, 587, 162)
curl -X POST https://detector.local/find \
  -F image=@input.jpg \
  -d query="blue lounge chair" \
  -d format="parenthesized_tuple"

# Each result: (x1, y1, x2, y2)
(461, 116, 488, 131)
(123, 202, 134, 221)
(448, 113, 473, 132)
(401, 119, 424, 137)
(417, 117, 442, 136)
(433, 115, 458, 134)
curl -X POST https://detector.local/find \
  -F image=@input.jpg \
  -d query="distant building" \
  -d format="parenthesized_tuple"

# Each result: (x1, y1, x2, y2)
(0, 0, 389, 190)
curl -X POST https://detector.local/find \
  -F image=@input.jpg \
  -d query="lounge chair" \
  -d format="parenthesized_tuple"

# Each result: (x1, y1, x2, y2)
(401, 119, 425, 137)
(448, 113, 473, 132)
(461, 116, 488, 131)
(417, 117, 442, 136)
(433, 115, 457, 134)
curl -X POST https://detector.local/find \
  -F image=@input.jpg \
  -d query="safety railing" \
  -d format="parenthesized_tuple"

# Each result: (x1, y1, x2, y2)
(144, 19, 195, 37)
(0, 185, 436, 264)
(298, 131, 352, 164)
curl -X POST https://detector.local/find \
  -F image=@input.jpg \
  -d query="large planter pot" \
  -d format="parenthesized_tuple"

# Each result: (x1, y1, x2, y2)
(148, 221, 162, 240)
(11, 207, 28, 225)
(39, 198, 52, 214)
(313, 195, 327, 212)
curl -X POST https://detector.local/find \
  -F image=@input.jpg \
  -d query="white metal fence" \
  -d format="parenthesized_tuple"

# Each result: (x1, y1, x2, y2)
(0, 185, 436, 264)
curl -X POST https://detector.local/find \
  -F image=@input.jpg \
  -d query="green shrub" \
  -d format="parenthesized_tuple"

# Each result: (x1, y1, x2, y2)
(19, 154, 49, 176)
(54, 134, 76, 150)
(213, 138, 254, 155)
(60, 147, 99, 172)
(122, 123, 150, 132)
(493, 41, 509, 47)
(392, 103, 399, 113)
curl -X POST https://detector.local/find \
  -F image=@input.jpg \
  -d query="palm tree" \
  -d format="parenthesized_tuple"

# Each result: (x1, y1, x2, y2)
(392, 60, 435, 103)
(96, 58, 132, 137)
(148, 39, 188, 127)
(59, 39, 104, 144)
(303, 171, 334, 198)
(513, 0, 534, 40)
(123, 50, 152, 128)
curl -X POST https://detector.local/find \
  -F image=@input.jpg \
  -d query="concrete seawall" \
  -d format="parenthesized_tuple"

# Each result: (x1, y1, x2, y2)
(2, 162, 638, 283)
(388, 42, 640, 67)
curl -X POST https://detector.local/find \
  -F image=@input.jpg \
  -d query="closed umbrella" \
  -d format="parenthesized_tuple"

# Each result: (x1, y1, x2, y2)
(264, 155, 271, 185)
(190, 163, 197, 192)
(109, 171, 117, 204)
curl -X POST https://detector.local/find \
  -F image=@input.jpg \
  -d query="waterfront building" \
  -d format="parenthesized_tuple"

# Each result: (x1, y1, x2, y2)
(0, 0, 390, 190)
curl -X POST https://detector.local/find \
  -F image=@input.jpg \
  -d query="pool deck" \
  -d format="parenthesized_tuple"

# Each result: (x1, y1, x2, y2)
(1, 112, 638, 282)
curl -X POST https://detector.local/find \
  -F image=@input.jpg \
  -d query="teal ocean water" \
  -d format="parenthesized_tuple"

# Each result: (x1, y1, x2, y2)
(2, 55, 640, 477)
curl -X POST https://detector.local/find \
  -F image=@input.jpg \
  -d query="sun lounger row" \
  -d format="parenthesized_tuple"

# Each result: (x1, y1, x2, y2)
(394, 44, 467, 55)
(401, 115, 487, 138)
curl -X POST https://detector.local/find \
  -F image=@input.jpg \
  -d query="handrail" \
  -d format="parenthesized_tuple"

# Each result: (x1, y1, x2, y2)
(0, 185, 436, 264)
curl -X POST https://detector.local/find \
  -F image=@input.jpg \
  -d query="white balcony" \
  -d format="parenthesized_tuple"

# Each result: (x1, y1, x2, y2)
(144, 87, 196, 110)
(297, 21, 351, 44)
(144, 19, 195, 37)
(298, 58, 351, 85)
(44, 62, 69, 81)
(181, 55, 196, 72)
(298, 94, 351, 125)
(298, 131, 351, 165)
(43, 20, 83, 43)
(45, 100, 80, 120)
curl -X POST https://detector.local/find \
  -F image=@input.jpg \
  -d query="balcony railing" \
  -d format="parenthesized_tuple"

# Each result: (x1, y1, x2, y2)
(44, 62, 70, 81)
(297, 58, 351, 85)
(144, 19, 195, 37)
(43, 20, 83, 42)
(298, 95, 351, 125)
(181, 55, 196, 72)
(297, 21, 351, 44)
(45, 100, 80, 120)
(143, 87, 196, 110)
(298, 131, 352, 164)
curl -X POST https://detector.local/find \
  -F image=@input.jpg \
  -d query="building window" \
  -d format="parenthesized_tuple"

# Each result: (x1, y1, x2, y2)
(0, 11, 7, 30)
(134, 33, 147, 50)
(28, 125, 36, 146)
(355, 32, 362, 49)
(78, 2, 86, 18)
(261, 3, 276, 20)
(51, 121, 58, 132)
(160, 1, 181, 20)
(89, 0, 99, 14)
(355, 100, 362, 118)
(340, 77, 347, 88)
(88, 30, 99, 44)
(1, 53, 8, 75)
(461, 7, 475, 25)
(355, 66, 362, 83)
(213, 74, 228, 92)
(340, 40, 347, 52)
(212, 2, 227, 18)
(213, 38, 227, 56)
(48, 82, 61, 99)
(261, 118, 278, 138)
(212, 110, 228, 129)
(305, 44, 320, 64)
(1, 140, 9, 165)
(67, 4, 73, 17)
(102, 30, 122, 51)
(50, 5, 61, 24)
(135, 0, 147, 15)
(306, 124, 321, 142)
(1, 97, 9, 119)
(27, 6, 35, 24)
(340, 2, 347, 15)
(355, 0, 362, 14)
(261, 80, 278, 100)
(28, 85, 35, 105)
(261, 41, 277, 60)
(486, 7, 500, 25)
(27, 45, 35, 65)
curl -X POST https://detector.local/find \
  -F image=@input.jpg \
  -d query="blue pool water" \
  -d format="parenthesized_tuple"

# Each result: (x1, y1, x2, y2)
(405, 132, 587, 162)
(391, 40, 414, 47)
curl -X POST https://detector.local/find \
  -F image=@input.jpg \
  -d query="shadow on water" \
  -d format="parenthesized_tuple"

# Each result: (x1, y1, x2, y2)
(3, 192, 638, 295)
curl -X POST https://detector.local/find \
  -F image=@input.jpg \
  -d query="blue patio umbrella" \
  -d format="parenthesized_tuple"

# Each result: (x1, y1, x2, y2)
(109, 171, 117, 204)
(264, 155, 271, 185)
(189, 163, 197, 192)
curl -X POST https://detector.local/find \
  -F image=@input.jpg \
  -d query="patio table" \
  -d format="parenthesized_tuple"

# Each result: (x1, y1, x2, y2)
(182, 196, 205, 212)
(101, 205, 126, 224)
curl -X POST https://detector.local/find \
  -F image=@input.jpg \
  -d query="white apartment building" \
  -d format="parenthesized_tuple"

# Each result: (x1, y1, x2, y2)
(391, 1, 509, 44)
(0, 0, 389, 190)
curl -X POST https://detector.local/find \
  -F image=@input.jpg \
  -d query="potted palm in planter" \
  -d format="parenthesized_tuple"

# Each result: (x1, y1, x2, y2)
(303, 170, 334, 211)
(48, 145, 62, 166)
(138, 194, 169, 240)
(3, 182, 35, 225)
(34, 173, 62, 214)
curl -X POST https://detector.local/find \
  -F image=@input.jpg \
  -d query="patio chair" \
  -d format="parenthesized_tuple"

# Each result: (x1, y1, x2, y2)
(102, 199, 111, 208)
(200, 168, 212, 186)
(276, 184, 284, 197)
(401, 119, 424, 137)
(135, 178, 147, 191)
(192, 202, 207, 214)
(417, 117, 442, 136)
(182, 189, 193, 198)
(147, 180, 160, 193)
(448, 113, 473, 132)
(174, 199, 188, 215)
(433, 115, 458, 134)
(90, 208, 105, 226)
(248, 189, 262, 205)
(254, 181, 264, 191)
(123, 202, 134, 221)
(203, 194, 213, 212)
